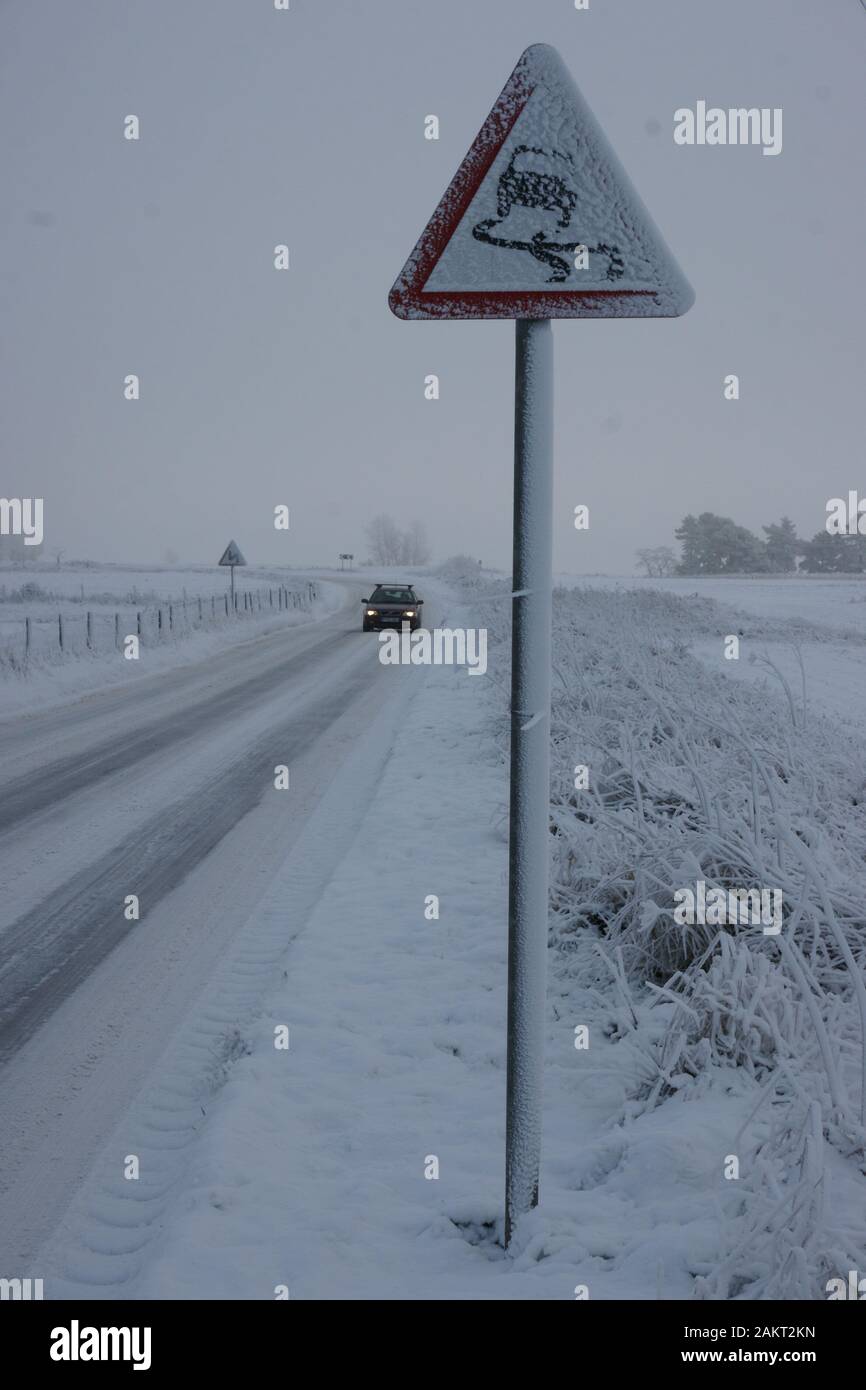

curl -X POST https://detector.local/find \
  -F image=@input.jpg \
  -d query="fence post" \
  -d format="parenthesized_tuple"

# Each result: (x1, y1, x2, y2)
(199, 597, 203, 624)
(169, 604, 174, 631)
(25, 616, 31, 657)
(58, 613, 63, 651)
(86, 611, 93, 650)
(115, 612, 120, 648)
(158, 608, 163, 636)
(137, 611, 142, 639)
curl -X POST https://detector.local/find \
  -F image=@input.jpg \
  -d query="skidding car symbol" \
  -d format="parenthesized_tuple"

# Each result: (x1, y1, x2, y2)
(362, 584, 424, 632)
(472, 144, 625, 284)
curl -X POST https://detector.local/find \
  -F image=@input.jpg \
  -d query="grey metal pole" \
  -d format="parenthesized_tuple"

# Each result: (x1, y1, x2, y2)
(505, 317, 553, 1248)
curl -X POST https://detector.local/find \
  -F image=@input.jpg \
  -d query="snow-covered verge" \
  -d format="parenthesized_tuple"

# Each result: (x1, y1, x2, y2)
(463, 561, 866, 1298)
(38, 566, 866, 1300)
(0, 565, 346, 717)
(555, 572, 866, 735)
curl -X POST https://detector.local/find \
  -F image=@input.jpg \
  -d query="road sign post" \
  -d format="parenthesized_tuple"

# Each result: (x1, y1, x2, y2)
(218, 540, 247, 610)
(506, 318, 553, 1243)
(389, 43, 693, 1246)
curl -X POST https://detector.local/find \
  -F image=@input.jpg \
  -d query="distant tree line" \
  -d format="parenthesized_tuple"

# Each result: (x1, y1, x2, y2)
(365, 514, 432, 567)
(637, 514, 866, 577)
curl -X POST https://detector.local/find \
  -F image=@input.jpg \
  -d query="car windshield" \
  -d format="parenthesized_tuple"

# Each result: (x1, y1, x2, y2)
(370, 587, 415, 605)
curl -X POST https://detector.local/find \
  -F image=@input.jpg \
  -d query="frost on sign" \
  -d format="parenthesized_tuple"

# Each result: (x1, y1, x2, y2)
(218, 540, 247, 567)
(389, 45, 694, 320)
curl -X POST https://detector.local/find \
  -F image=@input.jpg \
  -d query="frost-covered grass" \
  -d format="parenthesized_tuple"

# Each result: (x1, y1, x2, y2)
(0, 561, 325, 666)
(555, 572, 866, 642)
(0, 561, 345, 716)
(442, 557, 866, 1299)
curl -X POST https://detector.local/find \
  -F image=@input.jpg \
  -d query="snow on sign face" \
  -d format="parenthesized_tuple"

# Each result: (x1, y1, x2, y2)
(389, 45, 694, 320)
(218, 540, 247, 567)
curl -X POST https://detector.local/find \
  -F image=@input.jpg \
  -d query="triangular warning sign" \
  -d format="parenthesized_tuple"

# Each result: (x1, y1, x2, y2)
(389, 44, 694, 320)
(218, 540, 247, 567)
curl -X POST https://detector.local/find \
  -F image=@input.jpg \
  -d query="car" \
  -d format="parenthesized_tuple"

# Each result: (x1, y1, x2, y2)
(362, 583, 424, 632)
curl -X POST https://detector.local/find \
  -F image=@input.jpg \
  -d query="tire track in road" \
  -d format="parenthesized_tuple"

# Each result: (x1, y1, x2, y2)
(0, 659, 375, 1060)
(0, 623, 347, 835)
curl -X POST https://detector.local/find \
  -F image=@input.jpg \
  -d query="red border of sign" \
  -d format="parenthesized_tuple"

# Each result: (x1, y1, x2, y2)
(388, 48, 666, 321)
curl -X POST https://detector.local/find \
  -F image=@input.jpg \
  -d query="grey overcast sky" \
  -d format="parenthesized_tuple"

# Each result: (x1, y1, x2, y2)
(1, 0, 863, 570)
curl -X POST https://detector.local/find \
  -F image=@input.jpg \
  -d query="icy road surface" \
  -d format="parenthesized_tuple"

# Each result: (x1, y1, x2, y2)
(0, 579, 426, 1271)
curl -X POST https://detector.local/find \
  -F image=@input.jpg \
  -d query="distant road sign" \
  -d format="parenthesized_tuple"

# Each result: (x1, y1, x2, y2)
(389, 44, 693, 320)
(218, 541, 247, 567)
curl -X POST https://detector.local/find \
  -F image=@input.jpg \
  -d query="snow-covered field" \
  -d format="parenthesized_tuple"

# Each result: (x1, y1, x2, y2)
(0, 561, 345, 716)
(556, 573, 866, 733)
(29, 565, 866, 1300)
(556, 573, 866, 636)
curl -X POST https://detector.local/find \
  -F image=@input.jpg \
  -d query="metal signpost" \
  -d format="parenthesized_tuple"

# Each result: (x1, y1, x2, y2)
(389, 43, 693, 1246)
(218, 539, 247, 607)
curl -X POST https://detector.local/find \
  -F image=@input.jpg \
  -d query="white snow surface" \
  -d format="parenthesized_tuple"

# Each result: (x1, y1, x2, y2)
(23, 568, 866, 1300)
(555, 572, 866, 730)
(0, 562, 344, 716)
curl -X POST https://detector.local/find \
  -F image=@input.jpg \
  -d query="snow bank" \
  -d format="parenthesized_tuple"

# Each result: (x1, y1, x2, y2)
(0, 574, 346, 718)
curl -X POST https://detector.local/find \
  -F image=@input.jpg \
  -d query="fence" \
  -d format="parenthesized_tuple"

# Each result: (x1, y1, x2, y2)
(1, 582, 320, 665)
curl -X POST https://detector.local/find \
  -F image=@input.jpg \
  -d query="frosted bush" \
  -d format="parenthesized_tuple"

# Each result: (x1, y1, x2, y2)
(450, 572, 866, 1298)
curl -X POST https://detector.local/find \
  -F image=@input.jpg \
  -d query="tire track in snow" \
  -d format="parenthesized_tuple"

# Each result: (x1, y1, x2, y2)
(0, 659, 374, 1059)
(36, 662, 421, 1296)
(0, 624, 344, 835)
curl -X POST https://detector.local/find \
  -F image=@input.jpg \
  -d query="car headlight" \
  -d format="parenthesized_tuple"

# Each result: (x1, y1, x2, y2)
(366, 609, 378, 616)
(403, 610, 415, 617)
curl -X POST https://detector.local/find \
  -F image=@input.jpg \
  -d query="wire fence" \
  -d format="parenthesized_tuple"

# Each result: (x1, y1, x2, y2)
(0, 582, 320, 667)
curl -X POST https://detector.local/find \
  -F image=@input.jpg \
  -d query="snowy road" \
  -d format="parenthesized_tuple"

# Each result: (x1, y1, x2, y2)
(0, 578, 425, 1271)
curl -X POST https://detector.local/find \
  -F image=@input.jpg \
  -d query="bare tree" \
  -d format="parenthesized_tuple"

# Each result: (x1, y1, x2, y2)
(366, 515, 431, 567)
(366, 514, 403, 566)
(402, 520, 431, 565)
(636, 545, 677, 578)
